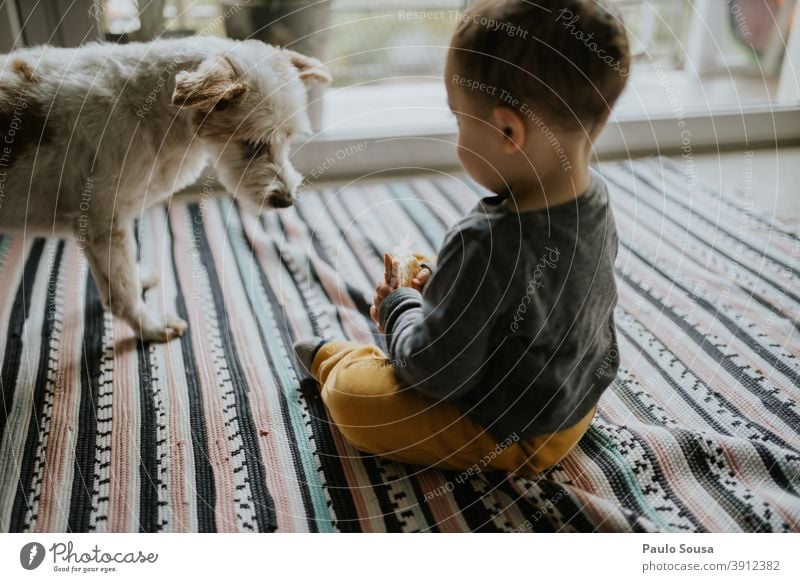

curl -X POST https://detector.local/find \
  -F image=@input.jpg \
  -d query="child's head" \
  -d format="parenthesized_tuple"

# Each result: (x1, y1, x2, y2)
(446, 0, 630, 193)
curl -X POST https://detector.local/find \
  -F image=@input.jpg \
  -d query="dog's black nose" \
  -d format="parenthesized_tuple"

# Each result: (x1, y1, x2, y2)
(268, 195, 293, 209)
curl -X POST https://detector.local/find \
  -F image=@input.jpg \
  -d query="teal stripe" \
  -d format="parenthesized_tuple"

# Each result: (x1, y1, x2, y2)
(586, 427, 672, 531)
(219, 198, 335, 532)
(0, 236, 12, 271)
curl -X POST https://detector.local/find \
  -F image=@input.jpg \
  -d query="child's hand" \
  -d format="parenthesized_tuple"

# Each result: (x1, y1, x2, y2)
(370, 280, 392, 332)
(411, 266, 432, 292)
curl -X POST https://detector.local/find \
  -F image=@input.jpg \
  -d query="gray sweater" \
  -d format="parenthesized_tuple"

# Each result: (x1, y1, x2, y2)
(378, 170, 620, 441)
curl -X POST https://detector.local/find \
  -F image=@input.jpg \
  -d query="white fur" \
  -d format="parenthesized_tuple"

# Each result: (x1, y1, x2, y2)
(0, 37, 330, 341)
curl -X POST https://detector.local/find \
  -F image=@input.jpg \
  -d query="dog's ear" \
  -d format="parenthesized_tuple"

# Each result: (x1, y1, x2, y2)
(172, 57, 247, 110)
(285, 50, 332, 87)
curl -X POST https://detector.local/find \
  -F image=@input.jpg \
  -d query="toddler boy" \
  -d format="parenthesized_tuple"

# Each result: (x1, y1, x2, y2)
(295, 0, 629, 474)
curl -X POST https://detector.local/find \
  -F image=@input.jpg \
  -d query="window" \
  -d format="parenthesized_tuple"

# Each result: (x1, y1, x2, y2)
(6, 0, 798, 170)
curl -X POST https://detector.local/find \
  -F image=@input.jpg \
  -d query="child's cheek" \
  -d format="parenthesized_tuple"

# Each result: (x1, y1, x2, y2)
(457, 146, 481, 180)
(455, 138, 471, 171)
(457, 138, 497, 190)
(457, 131, 481, 172)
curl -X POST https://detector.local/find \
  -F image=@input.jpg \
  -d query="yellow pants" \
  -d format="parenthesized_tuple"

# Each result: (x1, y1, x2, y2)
(311, 341, 596, 475)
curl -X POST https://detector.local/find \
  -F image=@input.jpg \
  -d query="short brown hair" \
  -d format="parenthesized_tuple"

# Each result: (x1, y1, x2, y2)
(450, 0, 630, 131)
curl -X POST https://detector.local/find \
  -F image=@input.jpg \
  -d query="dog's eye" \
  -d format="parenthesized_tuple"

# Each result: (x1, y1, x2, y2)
(214, 99, 230, 111)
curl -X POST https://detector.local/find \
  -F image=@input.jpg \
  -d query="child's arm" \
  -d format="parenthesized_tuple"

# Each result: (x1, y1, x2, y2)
(377, 228, 501, 402)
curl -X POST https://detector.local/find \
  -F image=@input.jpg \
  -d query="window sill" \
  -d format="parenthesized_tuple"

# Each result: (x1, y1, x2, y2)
(293, 70, 799, 180)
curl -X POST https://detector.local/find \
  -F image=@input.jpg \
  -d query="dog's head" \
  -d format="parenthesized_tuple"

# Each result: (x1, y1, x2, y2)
(171, 40, 331, 209)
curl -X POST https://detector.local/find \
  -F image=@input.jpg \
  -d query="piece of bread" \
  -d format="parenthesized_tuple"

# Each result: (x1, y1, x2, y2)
(384, 252, 420, 289)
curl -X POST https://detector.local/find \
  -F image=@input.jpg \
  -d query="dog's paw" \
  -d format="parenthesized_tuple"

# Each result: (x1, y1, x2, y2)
(139, 268, 160, 292)
(140, 314, 188, 342)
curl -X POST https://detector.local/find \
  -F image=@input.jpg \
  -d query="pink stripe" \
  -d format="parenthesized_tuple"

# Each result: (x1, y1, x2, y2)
(613, 240, 800, 385)
(433, 177, 478, 214)
(274, 212, 397, 530)
(325, 190, 387, 285)
(205, 204, 301, 531)
(333, 427, 394, 532)
(170, 204, 238, 532)
(145, 211, 190, 532)
(594, 399, 739, 531)
(298, 192, 373, 290)
(34, 244, 84, 531)
(614, 198, 800, 320)
(612, 165, 800, 302)
(614, 228, 799, 398)
(559, 454, 648, 532)
(416, 471, 471, 532)
(107, 319, 139, 532)
(640, 431, 739, 531)
(285, 195, 505, 532)
(282, 206, 372, 344)
(639, 160, 800, 260)
(0, 238, 30, 355)
(354, 184, 441, 260)
(618, 277, 800, 443)
(273, 208, 429, 531)
(164, 342, 191, 532)
(617, 332, 717, 430)
(716, 441, 796, 527)
(242, 209, 386, 531)
(365, 185, 437, 255)
(410, 178, 467, 229)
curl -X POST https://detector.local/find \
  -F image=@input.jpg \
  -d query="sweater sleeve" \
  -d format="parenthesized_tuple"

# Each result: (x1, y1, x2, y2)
(378, 230, 501, 402)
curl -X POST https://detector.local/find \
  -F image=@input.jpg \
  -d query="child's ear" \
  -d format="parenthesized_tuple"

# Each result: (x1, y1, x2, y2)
(491, 107, 526, 153)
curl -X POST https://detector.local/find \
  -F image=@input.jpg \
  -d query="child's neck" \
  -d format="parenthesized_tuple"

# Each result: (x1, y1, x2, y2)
(509, 141, 593, 212)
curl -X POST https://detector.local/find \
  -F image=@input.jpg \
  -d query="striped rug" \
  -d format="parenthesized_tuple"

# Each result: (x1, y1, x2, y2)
(0, 157, 798, 532)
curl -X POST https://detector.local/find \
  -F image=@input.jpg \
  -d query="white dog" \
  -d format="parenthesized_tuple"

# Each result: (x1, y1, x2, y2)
(0, 37, 330, 341)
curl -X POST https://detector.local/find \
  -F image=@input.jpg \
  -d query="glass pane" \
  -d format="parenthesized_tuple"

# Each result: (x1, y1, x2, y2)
(327, 1, 468, 86)
(99, 0, 798, 117)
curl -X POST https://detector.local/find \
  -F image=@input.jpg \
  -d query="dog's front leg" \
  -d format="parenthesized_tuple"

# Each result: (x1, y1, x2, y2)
(84, 226, 187, 342)
(133, 223, 160, 293)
